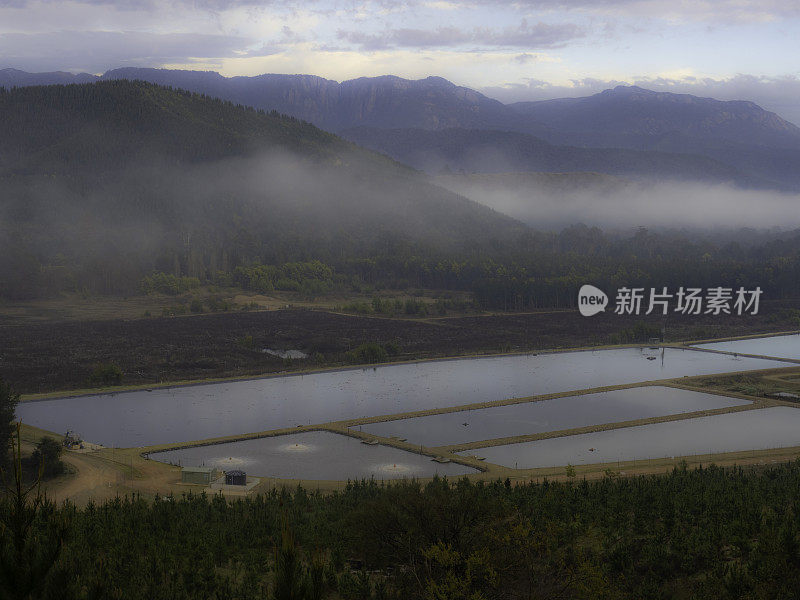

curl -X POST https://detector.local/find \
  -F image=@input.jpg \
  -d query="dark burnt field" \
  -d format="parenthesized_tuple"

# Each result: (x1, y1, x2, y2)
(1, 302, 799, 394)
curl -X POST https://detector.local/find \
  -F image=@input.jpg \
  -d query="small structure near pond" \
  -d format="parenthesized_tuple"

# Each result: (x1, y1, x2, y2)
(224, 470, 247, 486)
(63, 430, 83, 449)
(181, 466, 217, 485)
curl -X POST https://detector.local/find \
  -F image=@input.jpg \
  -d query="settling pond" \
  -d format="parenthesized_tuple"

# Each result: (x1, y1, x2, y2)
(149, 431, 476, 480)
(358, 386, 749, 447)
(463, 406, 800, 469)
(17, 348, 786, 448)
(694, 334, 800, 360)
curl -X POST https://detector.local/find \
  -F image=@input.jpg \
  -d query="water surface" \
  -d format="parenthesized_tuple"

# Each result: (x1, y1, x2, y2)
(359, 386, 748, 446)
(694, 334, 800, 360)
(464, 406, 800, 469)
(149, 431, 476, 480)
(17, 348, 785, 447)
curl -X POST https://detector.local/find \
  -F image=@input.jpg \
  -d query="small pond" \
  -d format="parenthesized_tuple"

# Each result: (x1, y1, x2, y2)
(359, 386, 749, 447)
(462, 406, 800, 469)
(149, 431, 476, 480)
(694, 334, 800, 360)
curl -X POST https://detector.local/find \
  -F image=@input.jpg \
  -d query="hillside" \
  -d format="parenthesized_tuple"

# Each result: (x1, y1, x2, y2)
(341, 126, 771, 188)
(0, 81, 525, 299)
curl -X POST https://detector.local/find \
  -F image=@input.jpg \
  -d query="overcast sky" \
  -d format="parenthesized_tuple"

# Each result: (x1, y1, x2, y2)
(1, 0, 799, 123)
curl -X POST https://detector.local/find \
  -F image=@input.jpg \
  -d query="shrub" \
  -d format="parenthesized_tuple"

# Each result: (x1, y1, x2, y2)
(404, 298, 427, 316)
(207, 296, 230, 312)
(88, 363, 123, 387)
(346, 343, 387, 364)
(30, 437, 65, 479)
(384, 341, 401, 356)
(140, 272, 200, 295)
(237, 335, 255, 350)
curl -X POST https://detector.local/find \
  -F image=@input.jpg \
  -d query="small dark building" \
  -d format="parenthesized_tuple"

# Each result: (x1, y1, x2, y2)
(224, 470, 247, 486)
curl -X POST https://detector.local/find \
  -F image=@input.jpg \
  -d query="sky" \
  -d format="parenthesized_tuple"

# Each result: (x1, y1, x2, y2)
(1, 0, 799, 123)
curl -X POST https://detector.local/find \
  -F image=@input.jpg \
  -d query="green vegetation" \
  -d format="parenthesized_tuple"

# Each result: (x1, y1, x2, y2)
(233, 262, 335, 298)
(0, 378, 18, 470)
(3, 464, 800, 598)
(238, 335, 256, 350)
(345, 343, 388, 364)
(343, 341, 402, 364)
(141, 273, 201, 296)
(28, 437, 65, 479)
(87, 363, 123, 387)
(338, 297, 443, 317)
(0, 425, 70, 600)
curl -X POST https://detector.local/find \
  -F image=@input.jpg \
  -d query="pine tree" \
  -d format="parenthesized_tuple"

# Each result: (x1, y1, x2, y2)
(0, 423, 70, 600)
(272, 515, 306, 600)
(0, 379, 17, 470)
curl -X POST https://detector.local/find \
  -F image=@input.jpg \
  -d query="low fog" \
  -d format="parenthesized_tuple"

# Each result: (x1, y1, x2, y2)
(433, 173, 800, 231)
(0, 148, 521, 298)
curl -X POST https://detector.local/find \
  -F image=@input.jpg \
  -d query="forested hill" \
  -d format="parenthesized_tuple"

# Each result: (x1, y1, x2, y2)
(0, 81, 525, 299)
(0, 80, 349, 172)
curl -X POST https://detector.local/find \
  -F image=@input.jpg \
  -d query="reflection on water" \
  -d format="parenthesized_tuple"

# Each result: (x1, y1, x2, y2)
(150, 431, 476, 480)
(361, 386, 749, 446)
(464, 406, 800, 469)
(17, 348, 786, 447)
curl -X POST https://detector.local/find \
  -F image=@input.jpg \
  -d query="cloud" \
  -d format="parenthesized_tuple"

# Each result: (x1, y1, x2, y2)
(371, 0, 800, 22)
(513, 53, 540, 64)
(337, 20, 583, 50)
(0, 0, 315, 8)
(481, 74, 800, 126)
(3, 0, 799, 24)
(422, 1, 459, 9)
(0, 30, 255, 73)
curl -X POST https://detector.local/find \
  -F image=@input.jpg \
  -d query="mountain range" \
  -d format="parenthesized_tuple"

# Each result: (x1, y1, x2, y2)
(3, 67, 799, 190)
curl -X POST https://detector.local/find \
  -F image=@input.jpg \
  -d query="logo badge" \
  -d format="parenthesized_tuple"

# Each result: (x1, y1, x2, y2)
(578, 284, 608, 317)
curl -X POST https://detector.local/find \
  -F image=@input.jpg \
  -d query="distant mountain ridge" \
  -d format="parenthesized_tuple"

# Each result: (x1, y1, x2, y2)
(0, 67, 98, 86)
(0, 68, 521, 132)
(511, 85, 800, 147)
(341, 126, 776, 189)
(4, 67, 796, 139)
(2, 67, 799, 189)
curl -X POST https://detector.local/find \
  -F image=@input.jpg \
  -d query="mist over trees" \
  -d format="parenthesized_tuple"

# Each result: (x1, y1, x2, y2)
(1, 81, 800, 309)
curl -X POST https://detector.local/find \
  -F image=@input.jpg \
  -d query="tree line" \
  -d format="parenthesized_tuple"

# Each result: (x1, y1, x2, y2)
(2, 460, 800, 598)
(122, 225, 800, 311)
